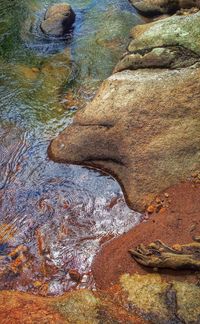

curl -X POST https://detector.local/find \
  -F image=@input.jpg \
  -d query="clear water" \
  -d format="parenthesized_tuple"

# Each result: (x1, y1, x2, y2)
(0, 0, 143, 295)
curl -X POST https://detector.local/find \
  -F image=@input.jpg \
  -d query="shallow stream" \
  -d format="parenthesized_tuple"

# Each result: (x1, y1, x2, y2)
(0, 0, 143, 295)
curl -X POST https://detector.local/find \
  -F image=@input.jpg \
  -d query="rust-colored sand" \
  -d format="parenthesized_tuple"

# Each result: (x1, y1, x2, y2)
(92, 182, 200, 289)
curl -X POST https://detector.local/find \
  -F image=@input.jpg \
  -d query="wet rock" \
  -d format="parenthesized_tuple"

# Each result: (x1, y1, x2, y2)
(72, 7, 142, 88)
(15, 49, 72, 119)
(41, 3, 75, 37)
(68, 269, 82, 282)
(130, 0, 200, 16)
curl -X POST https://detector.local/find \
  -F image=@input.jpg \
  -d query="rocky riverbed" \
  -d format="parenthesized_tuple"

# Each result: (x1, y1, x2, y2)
(1, 0, 200, 323)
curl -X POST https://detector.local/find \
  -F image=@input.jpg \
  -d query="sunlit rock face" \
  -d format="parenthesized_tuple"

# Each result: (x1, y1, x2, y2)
(40, 3, 75, 37)
(48, 66, 200, 212)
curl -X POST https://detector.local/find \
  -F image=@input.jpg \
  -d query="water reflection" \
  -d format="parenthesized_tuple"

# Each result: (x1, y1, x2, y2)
(0, 126, 141, 295)
(0, 0, 143, 295)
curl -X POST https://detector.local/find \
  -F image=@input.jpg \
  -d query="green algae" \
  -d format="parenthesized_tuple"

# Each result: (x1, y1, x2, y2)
(0, 0, 41, 60)
(73, 6, 142, 88)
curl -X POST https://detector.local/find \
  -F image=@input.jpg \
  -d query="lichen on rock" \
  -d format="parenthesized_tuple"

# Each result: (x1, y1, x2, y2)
(120, 273, 200, 323)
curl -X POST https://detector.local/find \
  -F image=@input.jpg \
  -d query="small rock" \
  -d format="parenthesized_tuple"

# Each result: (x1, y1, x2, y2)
(68, 269, 82, 282)
(155, 197, 161, 204)
(147, 205, 155, 214)
(191, 172, 198, 178)
(41, 3, 75, 37)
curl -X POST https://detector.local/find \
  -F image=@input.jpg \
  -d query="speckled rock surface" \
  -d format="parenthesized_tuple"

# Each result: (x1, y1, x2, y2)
(120, 273, 200, 323)
(49, 11, 200, 211)
(128, 11, 200, 54)
(49, 64, 200, 211)
(115, 11, 200, 72)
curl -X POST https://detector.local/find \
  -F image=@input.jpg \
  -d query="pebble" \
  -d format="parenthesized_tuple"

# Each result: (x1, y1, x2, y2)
(147, 205, 155, 214)
(68, 269, 82, 282)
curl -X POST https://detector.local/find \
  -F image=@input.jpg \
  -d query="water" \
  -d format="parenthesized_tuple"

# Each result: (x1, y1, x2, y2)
(0, 0, 143, 295)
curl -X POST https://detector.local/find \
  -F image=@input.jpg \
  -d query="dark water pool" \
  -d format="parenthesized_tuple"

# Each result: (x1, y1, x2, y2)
(0, 0, 143, 295)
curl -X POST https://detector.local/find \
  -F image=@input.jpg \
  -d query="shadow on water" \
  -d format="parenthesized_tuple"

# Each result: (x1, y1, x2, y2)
(0, 0, 143, 295)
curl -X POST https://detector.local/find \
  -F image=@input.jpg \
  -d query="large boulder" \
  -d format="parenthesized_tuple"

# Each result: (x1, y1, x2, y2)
(130, 0, 200, 16)
(48, 11, 200, 212)
(48, 65, 200, 212)
(41, 3, 75, 37)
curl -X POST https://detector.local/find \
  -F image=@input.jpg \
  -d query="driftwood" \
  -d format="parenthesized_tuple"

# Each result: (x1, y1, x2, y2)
(129, 237, 200, 270)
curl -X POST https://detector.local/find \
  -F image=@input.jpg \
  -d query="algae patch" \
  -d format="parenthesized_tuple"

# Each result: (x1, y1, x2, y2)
(54, 290, 100, 324)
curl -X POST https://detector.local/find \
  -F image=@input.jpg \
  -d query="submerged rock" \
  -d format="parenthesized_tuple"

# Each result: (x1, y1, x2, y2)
(130, 0, 200, 16)
(15, 49, 72, 120)
(41, 3, 75, 37)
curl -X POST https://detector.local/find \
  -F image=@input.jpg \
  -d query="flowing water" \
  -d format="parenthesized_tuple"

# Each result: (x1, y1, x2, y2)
(0, 0, 143, 295)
